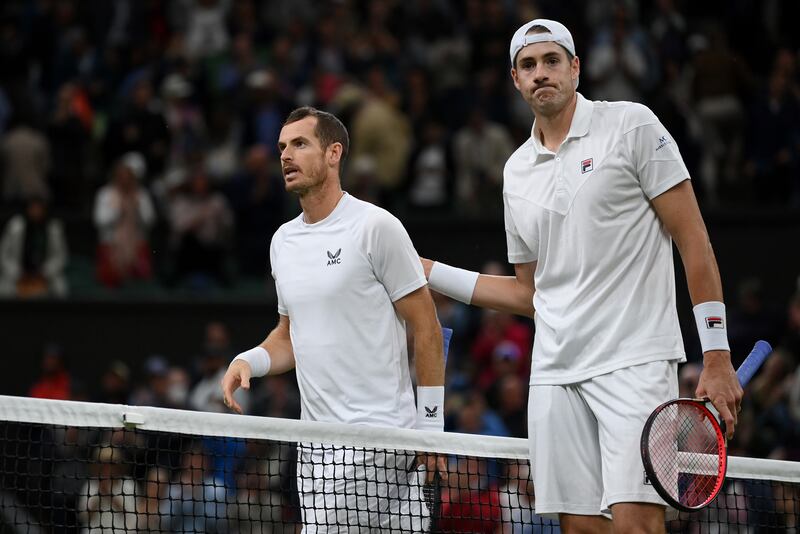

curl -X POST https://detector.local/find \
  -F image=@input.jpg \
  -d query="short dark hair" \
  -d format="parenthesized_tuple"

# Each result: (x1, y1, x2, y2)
(283, 106, 349, 166)
(518, 25, 575, 66)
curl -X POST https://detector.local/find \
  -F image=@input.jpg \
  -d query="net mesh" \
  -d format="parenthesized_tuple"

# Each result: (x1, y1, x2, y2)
(0, 396, 798, 533)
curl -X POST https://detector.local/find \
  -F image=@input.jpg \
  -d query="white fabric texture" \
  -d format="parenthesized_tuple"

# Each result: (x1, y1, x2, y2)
(270, 193, 426, 427)
(504, 93, 688, 385)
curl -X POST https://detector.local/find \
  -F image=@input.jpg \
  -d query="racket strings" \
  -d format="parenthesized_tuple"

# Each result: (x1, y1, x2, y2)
(647, 403, 724, 508)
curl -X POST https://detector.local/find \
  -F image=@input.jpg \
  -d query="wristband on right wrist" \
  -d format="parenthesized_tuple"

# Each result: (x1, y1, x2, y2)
(232, 347, 272, 377)
(428, 262, 479, 304)
(692, 301, 730, 353)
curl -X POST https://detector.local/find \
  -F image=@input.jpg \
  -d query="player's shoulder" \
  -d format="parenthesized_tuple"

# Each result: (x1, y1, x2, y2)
(591, 99, 659, 133)
(346, 193, 404, 229)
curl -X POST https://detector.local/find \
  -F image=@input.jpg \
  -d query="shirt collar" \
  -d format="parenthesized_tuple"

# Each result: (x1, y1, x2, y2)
(528, 92, 593, 162)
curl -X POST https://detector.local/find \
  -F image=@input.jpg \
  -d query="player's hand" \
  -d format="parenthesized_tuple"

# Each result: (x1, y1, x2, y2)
(417, 453, 448, 483)
(220, 360, 251, 414)
(420, 257, 434, 280)
(696, 350, 743, 439)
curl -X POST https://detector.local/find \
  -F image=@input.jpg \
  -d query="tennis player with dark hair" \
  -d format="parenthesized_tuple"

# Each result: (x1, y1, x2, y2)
(221, 106, 446, 532)
(422, 20, 742, 534)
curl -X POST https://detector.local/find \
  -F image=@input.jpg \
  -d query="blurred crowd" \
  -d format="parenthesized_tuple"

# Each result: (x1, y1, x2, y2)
(1, 0, 800, 297)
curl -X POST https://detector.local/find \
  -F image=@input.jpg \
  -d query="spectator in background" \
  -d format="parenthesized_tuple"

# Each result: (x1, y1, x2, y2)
(743, 49, 800, 207)
(405, 119, 454, 211)
(678, 362, 703, 398)
(241, 69, 288, 155)
(77, 446, 138, 534)
(491, 374, 528, 439)
(438, 456, 502, 534)
(28, 343, 71, 400)
(339, 82, 413, 208)
(190, 321, 248, 414)
(93, 360, 131, 405)
(689, 27, 751, 206)
(452, 108, 514, 215)
(129, 355, 172, 408)
(228, 145, 285, 276)
(782, 292, 800, 362)
(585, 3, 652, 103)
(167, 442, 229, 533)
(497, 463, 561, 534)
(47, 81, 93, 208)
(453, 391, 508, 437)
(135, 466, 171, 533)
(727, 277, 783, 365)
(167, 163, 234, 288)
(1, 113, 51, 204)
(161, 73, 206, 173)
(0, 197, 68, 298)
(183, 0, 231, 60)
(93, 152, 156, 288)
(103, 75, 170, 179)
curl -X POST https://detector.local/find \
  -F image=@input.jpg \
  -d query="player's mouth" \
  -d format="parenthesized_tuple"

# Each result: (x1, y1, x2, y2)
(283, 165, 301, 179)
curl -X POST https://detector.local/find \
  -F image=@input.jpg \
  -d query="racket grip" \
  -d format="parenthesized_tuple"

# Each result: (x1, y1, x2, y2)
(736, 340, 773, 387)
(442, 327, 453, 366)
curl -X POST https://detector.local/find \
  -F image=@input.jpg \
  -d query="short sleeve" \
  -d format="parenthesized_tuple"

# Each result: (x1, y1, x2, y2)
(269, 231, 288, 315)
(365, 211, 426, 302)
(504, 193, 537, 264)
(624, 105, 690, 199)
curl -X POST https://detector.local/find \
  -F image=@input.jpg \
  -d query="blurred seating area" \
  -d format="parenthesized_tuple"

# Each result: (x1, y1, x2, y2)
(0, 0, 799, 298)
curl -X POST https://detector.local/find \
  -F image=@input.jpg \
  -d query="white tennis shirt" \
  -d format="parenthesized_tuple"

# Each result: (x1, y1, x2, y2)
(504, 93, 688, 385)
(270, 193, 426, 426)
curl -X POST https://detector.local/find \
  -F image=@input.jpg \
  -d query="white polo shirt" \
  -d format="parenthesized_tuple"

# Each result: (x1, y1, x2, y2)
(270, 193, 426, 427)
(504, 93, 688, 385)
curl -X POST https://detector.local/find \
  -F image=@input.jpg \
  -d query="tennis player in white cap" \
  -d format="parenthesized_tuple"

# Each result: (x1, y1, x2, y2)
(422, 18, 742, 533)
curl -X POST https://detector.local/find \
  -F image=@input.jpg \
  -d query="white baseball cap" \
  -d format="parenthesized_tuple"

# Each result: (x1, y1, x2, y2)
(509, 19, 576, 66)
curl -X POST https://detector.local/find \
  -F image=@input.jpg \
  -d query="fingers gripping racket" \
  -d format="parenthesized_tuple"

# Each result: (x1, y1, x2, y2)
(640, 340, 773, 512)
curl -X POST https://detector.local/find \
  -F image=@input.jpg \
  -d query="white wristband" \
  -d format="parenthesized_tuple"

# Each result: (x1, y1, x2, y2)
(232, 347, 272, 377)
(428, 262, 479, 304)
(416, 386, 445, 431)
(692, 301, 730, 353)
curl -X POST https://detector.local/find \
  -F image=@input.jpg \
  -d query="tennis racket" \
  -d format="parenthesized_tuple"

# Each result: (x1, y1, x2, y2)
(640, 340, 773, 512)
(422, 326, 452, 532)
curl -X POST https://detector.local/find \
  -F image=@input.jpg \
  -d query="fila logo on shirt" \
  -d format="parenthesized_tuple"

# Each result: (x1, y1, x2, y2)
(326, 248, 342, 266)
(425, 406, 438, 419)
(581, 158, 593, 174)
(705, 316, 724, 329)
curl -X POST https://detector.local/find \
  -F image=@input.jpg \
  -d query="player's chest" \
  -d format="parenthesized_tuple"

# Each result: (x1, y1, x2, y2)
(274, 235, 374, 301)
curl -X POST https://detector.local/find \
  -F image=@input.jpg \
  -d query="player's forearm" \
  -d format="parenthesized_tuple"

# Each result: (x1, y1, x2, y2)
(414, 324, 445, 387)
(677, 233, 724, 306)
(471, 274, 535, 318)
(259, 328, 296, 375)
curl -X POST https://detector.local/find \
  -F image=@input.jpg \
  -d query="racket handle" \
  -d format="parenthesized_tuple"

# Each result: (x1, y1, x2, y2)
(442, 327, 453, 367)
(736, 340, 773, 387)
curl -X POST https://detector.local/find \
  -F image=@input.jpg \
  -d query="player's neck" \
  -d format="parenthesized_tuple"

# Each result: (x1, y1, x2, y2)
(534, 92, 578, 153)
(300, 178, 344, 224)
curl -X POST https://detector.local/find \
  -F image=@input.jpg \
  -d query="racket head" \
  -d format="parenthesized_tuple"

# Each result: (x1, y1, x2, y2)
(640, 398, 728, 512)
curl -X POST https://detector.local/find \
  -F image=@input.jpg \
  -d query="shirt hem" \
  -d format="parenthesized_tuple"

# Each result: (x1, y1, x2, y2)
(529, 352, 686, 386)
(388, 277, 427, 302)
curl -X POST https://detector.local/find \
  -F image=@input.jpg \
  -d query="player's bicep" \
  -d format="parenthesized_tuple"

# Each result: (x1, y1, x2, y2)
(651, 180, 708, 251)
(393, 286, 439, 332)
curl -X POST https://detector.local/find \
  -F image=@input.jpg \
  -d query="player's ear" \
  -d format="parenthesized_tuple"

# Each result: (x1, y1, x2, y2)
(327, 142, 343, 167)
(510, 67, 521, 91)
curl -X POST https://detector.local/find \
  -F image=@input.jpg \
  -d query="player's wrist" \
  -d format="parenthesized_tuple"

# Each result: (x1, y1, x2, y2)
(415, 386, 445, 432)
(232, 346, 272, 377)
(428, 262, 478, 304)
(693, 301, 730, 353)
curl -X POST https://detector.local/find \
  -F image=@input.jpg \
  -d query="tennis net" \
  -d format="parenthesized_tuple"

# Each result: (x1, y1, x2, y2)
(0, 395, 797, 533)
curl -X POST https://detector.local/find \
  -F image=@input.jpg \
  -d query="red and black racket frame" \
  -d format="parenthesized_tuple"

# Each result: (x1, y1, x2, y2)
(640, 398, 728, 513)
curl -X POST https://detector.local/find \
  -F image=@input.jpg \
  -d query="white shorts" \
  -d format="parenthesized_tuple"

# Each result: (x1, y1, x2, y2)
(297, 445, 430, 533)
(528, 360, 679, 518)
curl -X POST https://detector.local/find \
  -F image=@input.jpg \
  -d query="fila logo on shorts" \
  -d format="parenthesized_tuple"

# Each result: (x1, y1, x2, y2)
(425, 406, 438, 419)
(326, 248, 342, 266)
(705, 316, 724, 329)
(581, 158, 593, 173)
